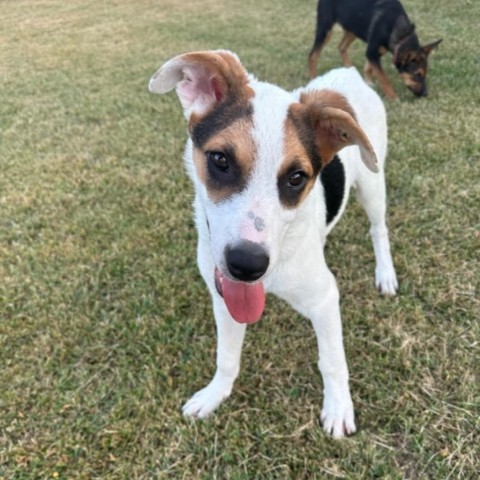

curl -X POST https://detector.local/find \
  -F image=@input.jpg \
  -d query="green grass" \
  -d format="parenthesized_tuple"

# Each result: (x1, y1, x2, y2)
(0, 0, 479, 478)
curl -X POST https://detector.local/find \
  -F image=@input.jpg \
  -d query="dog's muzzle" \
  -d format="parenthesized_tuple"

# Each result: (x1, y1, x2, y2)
(225, 241, 269, 282)
(215, 240, 269, 324)
(411, 83, 428, 97)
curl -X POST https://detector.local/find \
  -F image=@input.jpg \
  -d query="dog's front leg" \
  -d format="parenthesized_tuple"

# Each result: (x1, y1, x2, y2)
(365, 45, 398, 99)
(311, 276, 356, 438)
(182, 289, 246, 419)
(289, 269, 356, 438)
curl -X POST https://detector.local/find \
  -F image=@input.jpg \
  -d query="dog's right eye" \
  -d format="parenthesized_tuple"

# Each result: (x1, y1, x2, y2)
(207, 152, 229, 172)
(205, 147, 244, 193)
(287, 171, 307, 190)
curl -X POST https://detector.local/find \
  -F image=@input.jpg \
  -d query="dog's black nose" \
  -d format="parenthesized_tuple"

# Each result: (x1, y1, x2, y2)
(413, 84, 428, 97)
(225, 241, 269, 282)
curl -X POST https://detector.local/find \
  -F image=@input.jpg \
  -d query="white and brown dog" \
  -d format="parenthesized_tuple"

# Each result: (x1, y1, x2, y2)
(149, 50, 398, 438)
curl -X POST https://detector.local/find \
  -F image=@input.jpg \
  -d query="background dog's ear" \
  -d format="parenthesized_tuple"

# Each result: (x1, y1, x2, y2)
(148, 50, 251, 118)
(299, 91, 378, 172)
(422, 39, 442, 56)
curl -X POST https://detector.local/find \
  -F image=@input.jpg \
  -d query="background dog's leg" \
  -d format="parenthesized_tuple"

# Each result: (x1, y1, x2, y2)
(370, 63, 398, 99)
(366, 44, 398, 99)
(308, 29, 334, 79)
(308, 0, 336, 79)
(182, 299, 246, 419)
(338, 30, 356, 67)
(355, 172, 398, 295)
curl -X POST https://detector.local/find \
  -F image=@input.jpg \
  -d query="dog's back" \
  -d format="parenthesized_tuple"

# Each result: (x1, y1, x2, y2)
(322, 0, 407, 43)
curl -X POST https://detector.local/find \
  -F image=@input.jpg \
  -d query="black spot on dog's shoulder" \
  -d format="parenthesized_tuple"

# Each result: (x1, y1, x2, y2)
(320, 155, 345, 225)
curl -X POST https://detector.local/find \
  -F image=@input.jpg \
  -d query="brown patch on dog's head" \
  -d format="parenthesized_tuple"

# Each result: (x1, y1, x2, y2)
(149, 50, 254, 129)
(184, 51, 255, 139)
(278, 90, 377, 208)
(299, 90, 357, 122)
(149, 50, 257, 203)
(278, 114, 319, 208)
(298, 90, 377, 170)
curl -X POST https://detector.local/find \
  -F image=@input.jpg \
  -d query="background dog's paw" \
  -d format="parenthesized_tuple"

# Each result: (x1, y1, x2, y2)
(320, 400, 356, 439)
(375, 265, 398, 295)
(182, 383, 231, 419)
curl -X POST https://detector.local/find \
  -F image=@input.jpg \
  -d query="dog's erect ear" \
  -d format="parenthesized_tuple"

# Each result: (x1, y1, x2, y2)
(148, 50, 251, 118)
(422, 39, 442, 56)
(298, 90, 378, 173)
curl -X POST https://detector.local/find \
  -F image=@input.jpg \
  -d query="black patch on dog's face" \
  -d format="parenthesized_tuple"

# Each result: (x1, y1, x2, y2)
(277, 160, 312, 208)
(205, 146, 247, 195)
(191, 96, 253, 149)
(320, 155, 345, 225)
(278, 107, 330, 209)
(191, 96, 256, 203)
(286, 109, 323, 174)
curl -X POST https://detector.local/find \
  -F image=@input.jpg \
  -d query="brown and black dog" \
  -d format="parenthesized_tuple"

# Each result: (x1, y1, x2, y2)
(308, 0, 442, 99)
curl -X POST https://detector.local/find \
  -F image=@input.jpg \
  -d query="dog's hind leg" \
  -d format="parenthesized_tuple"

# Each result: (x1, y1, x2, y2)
(355, 172, 398, 295)
(182, 298, 246, 418)
(338, 29, 357, 66)
(309, 29, 334, 79)
(308, 2, 336, 78)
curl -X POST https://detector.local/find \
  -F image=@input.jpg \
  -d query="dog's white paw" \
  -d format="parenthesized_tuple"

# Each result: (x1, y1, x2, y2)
(182, 381, 232, 419)
(375, 265, 398, 296)
(320, 397, 356, 439)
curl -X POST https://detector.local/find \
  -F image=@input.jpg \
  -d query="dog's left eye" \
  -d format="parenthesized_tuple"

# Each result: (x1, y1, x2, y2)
(288, 171, 307, 189)
(208, 152, 229, 172)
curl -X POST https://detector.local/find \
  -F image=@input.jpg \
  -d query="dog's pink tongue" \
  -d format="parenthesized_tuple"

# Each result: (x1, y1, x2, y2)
(222, 276, 265, 324)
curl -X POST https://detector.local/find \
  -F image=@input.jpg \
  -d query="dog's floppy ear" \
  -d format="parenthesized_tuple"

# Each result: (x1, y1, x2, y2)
(299, 90, 378, 173)
(422, 39, 442, 56)
(148, 50, 251, 118)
